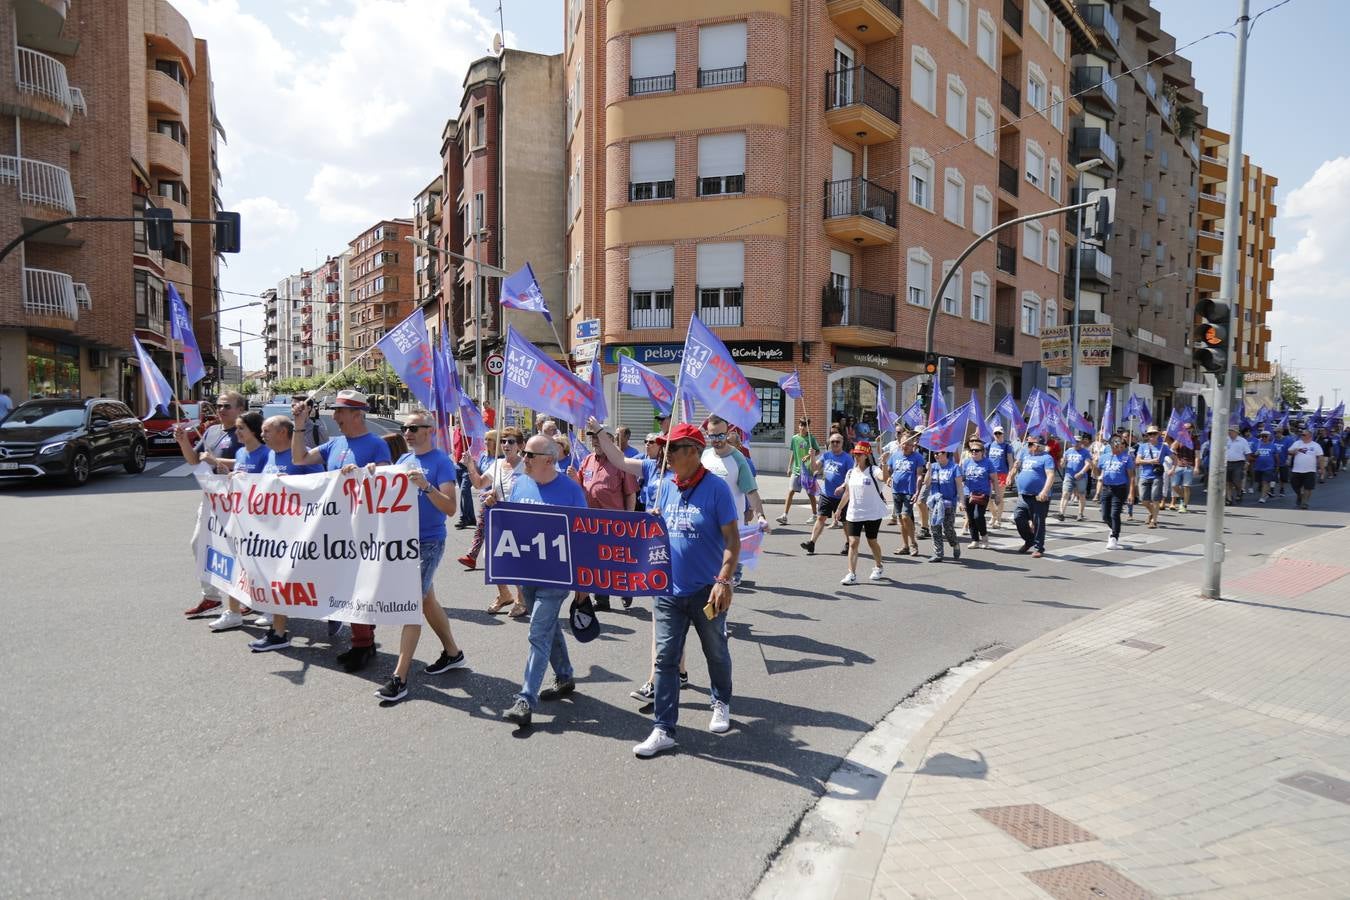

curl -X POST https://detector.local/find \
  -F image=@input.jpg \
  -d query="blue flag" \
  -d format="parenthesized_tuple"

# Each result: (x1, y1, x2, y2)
(132, 335, 175, 419)
(448, 363, 486, 457)
(500, 263, 552, 322)
(1063, 400, 1093, 438)
(1026, 389, 1071, 442)
(928, 383, 948, 427)
(586, 359, 609, 424)
(1177, 404, 1196, 425)
(995, 393, 1027, 440)
(920, 400, 974, 453)
(969, 391, 995, 444)
(1166, 409, 1193, 448)
(876, 382, 899, 436)
(374, 310, 436, 410)
(430, 327, 461, 450)
(1124, 393, 1152, 428)
(166, 284, 207, 387)
(503, 326, 596, 426)
(677, 315, 759, 435)
(778, 369, 803, 400)
(1101, 392, 1115, 436)
(618, 355, 676, 416)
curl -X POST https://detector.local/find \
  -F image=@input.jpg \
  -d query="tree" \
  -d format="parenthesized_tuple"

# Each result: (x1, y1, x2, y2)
(240, 379, 258, 397)
(1281, 371, 1308, 410)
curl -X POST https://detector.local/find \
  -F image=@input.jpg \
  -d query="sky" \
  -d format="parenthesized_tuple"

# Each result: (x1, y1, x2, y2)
(194, 0, 1347, 407)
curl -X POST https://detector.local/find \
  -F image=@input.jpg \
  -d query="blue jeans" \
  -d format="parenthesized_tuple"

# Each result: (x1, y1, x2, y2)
(653, 586, 732, 737)
(1013, 494, 1049, 551)
(419, 539, 445, 596)
(456, 467, 476, 525)
(514, 586, 573, 709)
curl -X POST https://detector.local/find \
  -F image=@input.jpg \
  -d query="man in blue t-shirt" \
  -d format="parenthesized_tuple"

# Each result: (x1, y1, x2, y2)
(260, 416, 323, 475)
(1056, 433, 1091, 522)
(886, 433, 926, 556)
(290, 390, 393, 673)
(497, 434, 592, 727)
(799, 432, 853, 555)
(1133, 426, 1168, 528)
(1251, 430, 1280, 502)
(1007, 434, 1057, 557)
(986, 425, 1015, 529)
(634, 424, 739, 758)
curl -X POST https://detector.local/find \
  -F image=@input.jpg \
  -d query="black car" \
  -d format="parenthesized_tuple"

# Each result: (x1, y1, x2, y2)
(0, 398, 147, 486)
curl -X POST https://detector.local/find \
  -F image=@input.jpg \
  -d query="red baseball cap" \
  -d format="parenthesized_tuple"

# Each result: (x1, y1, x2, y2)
(850, 440, 873, 455)
(666, 423, 706, 448)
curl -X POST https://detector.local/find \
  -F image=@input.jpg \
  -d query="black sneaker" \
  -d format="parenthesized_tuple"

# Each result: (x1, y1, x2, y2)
(838, 545, 848, 555)
(928, 554, 943, 563)
(539, 676, 576, 701)
(800, 540, 815, 555)
(340, 645, 376, 673)
(425, 649, 466, 675)
(952, 543, 961, 560)
(621, 596, 633, 609)
(630, 681, 655, 703)
(680, 671, 690, 690)
(375, 676, 408, 703)
(1018, 542, 1033, 554)
(592, 596, 612, 611)
(249, 630, 290, 653)
(503, 698, 532, 725)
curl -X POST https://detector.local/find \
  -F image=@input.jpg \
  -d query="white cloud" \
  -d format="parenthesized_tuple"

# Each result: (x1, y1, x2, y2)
(232, 196, 299, 245)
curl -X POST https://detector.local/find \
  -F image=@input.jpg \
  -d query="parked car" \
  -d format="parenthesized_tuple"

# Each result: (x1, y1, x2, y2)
(0, 398, 147, 486)
(144, 401, 218, 455)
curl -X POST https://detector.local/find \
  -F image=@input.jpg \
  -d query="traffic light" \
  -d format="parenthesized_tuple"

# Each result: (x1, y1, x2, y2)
(144, 206, 174, 252)
(918, 379, 933, 415)
(1194, 297, 1230, 377)
(1084, 187, 1117, 243)
(937, 356, 955, 408)
(923, 353, 938, 376)
(215, 211, 242, 254)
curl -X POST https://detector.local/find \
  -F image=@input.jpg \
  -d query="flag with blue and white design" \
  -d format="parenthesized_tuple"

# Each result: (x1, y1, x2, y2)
(166, 284, 207, 387)
(499, 263, 552, 322)
(132, 335, 175, 419)
(778, 369, 803, 400)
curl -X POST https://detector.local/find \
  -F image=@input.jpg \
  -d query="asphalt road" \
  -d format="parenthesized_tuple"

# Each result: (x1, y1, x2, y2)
(2, 464, 1345, 898)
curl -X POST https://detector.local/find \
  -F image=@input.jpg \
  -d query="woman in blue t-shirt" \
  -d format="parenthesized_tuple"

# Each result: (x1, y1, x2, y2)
(231, 411, 270, 473)
(918, 449, 964, 562)
(959, 441, 992, 550)
(1091, 434, 1135, 550)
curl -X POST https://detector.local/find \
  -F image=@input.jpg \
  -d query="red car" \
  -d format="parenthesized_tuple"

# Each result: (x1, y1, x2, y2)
(144, 401, 219, 455)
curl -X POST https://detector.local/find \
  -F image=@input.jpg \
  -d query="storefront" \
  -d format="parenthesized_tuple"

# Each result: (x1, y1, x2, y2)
(827, 348, 926, 438)
(26, 337, 81, 399)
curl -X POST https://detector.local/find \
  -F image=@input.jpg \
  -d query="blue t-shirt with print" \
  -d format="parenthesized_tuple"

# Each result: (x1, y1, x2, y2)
(959, 458, 991, 496)
(1098, 451, 1134, 486)
(622, 445, 642, 459)
(928, 460, 960, 502)
(1251, 441, 1279, 472)
(509, 472, 589, 507)
(818, 450, 852, 498)
(1135, 440, 1166, 480)
(1062, 446, 1089, 479)
(265, 448, 323, 475)
(318, 432, 391, 470)
(233, 444, 271, 474)
(1014, 452, 1054, 495)
(638, 457, 663, 509)
(987, 440, 1014, 474)
(888, 451, 926, 495)
(656, 470, 738, 597)
(399, 448, 458, 541)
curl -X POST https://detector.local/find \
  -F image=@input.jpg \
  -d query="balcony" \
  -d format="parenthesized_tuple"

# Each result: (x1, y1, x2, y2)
(1156, 195, 1167, 217)
(0, 154, 77, 216)
(1081, 4, 1121, 48)
(23, 267, 78, 320)
(1198, 191, 1226, 217)
(1070, 247, 1113, 287)
(145, 68, 187, 118)
(629, 290, 674, 330)
(1000, 77, 1021, 115)
(1072, 66, 1118, 113)
(821, 285, 896, 346)
(1197, 228, 1224, 254)
(1141, 180, 1154, 207)
(74, 281, 91, 311)
(1196, 266, 1221, 290)
(9, 46, 73, 124)
(147, 130, 188, 177)
(629, 72, 674, 96)
(1199, 153, 1226, 180)
(1072, 127, 1117, 169)
(1003, 0, 1022, 34)
(826, 0, 902, 44)
(695, 288, 744, 328)
(998, 160, 1019, 196)
(68, 86, 85, 115)
(12, 1, 73, 56)
(822, 176, 897, 246)
(996, 242, 1017, 276)
(697, 64, 746, 88)
(824, 66, 899, 144)
(1143, 130, 1156, 157)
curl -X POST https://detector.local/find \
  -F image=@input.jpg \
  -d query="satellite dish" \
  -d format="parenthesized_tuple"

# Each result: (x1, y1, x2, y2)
(492, 33, 503, 55)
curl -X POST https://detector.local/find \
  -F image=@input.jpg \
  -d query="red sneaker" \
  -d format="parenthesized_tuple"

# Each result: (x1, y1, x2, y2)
(457, 554, 477, 571)
(184, 597, 222, 618)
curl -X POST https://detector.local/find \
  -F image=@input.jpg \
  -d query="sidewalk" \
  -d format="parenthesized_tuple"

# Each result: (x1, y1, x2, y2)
(834, 524, 1350, 899)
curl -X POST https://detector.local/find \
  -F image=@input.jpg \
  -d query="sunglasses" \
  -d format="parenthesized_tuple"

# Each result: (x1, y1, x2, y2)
(401, 424, 429, 432)
(500, 438, 518, 445)
(968, 448, 985, 452)
(707, 432, 728, 441)
(522, 450, 551, 459)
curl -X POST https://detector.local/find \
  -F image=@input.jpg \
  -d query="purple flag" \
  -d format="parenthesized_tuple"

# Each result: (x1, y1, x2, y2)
(430, 327, 462, 451)
(374, 310, 436, 410)
(1124, 393, 1152, 428)
(132, 335, 175, 419)
(677, 315, 759, 435)
(585, 359, 609, 424)
(1026, 389, 1071, 442)
(618, 355, 676, 416)
(1101, 391, 1115, 436)
(919, 400, 974, 453)
(448, 363, 486, 458)
(167, 284, 207, 387)
(901, 398, 926, 430)
(1166, 409, 1193, 448)
(500, 263, 552, 322)
(503, 326, 596, 426)
(995, 393, 1027, 440)
(1063, 400, 1093, 437)
(778, 369, 803, 400)
(928, 383, 948, 427)
(876, 382, 900, 436)
(969, 391, 995, 444)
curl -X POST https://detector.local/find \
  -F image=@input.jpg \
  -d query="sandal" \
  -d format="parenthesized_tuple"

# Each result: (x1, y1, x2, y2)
(487, 599, 512, 615)
(507, 603, 529, 618)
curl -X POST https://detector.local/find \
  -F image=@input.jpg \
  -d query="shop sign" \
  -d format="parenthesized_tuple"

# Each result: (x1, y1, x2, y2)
(1040, 325, 1072, 374)
(832, 348, 924, 374)
(603, 341, 794, 366)
(1079, 324, 1114, 367)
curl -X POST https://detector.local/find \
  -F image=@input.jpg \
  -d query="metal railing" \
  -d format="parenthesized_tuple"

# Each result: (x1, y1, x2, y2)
(1076, 248, 1113, 282)
(1199, 229, 1225, 240)
(821, 286, 895, 332)
(1145, 72, 1157, 98)
(1072, 127, 1116, 167)
(0, 155, 77, 213)
(629, 290, 674, 329)
(824, 65, 899, 124)
(696, 289, 744, 328)
(629, 72, 675, 95)
(996, 242, 1017, 275)
(1000, 77, 1021, 114)
(23, 267, 78, 319)
(1072, 66, 1118, 105)
(823, 176, 896, 226)
(1080, 4, 1120, 45)
(698, 64, 746, 88)
(998, 160, 1019, 196)
(16, 47, 73, 115)
(1003, 0, 1022, 33)
(1198, 267, 1221, 278)
(73, 282, 91, 311)
(1199, 191, 1226, 203)
(68, 86, 87, 115)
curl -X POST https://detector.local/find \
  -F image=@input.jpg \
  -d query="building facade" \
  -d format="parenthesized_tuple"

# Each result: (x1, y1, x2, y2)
(413, 175, 444, 345)
(348, 219, 414, 374)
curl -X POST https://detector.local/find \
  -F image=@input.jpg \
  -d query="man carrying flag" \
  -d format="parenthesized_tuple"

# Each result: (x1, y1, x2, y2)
(777, 418, 819, 525)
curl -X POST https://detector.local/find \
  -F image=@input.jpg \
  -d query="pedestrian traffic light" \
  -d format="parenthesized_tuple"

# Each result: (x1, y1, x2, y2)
(144, 206, 174, 252)
(215, 211, 242, 254)
(1194, 297, 1230, 377)
(918, 379, 933, 414)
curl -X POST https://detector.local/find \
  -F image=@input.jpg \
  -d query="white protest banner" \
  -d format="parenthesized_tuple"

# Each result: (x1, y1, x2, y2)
(192, 466, 422, 626)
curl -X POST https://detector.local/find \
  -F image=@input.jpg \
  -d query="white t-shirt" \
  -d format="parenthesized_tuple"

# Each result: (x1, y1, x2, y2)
(844, 465, 889, 522)
(1225, 436, 1252, 463)
(701, 447, 755, 516)
(1288, 439, 1323, 474)
(484, 457, 525, 500)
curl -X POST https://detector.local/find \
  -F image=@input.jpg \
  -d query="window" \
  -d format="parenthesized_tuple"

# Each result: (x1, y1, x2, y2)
(916, 0, 937, 14)
(697, 132, 746, 196)
(157, 180, 188, 205)
(568, 156, 582, 222)
(473, 192, 485, 230)
(629, 139, 675, 200)
(911, 46, 937, 114)
(1025, 141, 1045, 189)
(909, 149, 934, 211)
(1045, 298, 1058, 328)
(1023, 220, 1043, 263)
(1021, 292, 1042, 336)
(1048, 158, 1061, 201)
(698, 22, 747, 86)
(568, 251, 583, 313)
(941, 261, 963, 316)
(1050, 87, 1064, 131)
(154, 58, 185, 85)
(945, 75, 967, 135)
(629, 245, 674, 328)
(906, 249, 932, 307)
(1053, 21, 1067, 60)
(1029, 0, 1050, 40)
(1047, 230, 1060, 272)
(132, 195, 148, 253)
(630, 31, 676, 94)
(976, 11, 998, 69)
(948, 0, 969, 43)
(972, 186, 993, 234)
(473, 107, 486, 147)
(696, 242, 745, 327)
(1026, 64, 1047, 113)
(971, 272, 990, 322)
(943, 168, 965, 225)
(156, 120, 187, 145)
(974, 98, 995, 154)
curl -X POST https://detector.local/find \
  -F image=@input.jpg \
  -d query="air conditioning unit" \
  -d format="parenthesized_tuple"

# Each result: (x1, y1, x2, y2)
(89, 349, 110, 369)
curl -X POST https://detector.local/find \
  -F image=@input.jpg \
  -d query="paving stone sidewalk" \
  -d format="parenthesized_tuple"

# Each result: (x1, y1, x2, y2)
(838, 525, 1350, 900)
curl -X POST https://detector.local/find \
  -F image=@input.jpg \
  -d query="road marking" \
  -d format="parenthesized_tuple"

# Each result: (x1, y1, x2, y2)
(156, 462, 196, 478)
(1044, 534, 1167, 562)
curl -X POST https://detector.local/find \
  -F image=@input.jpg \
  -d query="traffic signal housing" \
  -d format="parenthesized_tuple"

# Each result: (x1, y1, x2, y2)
(1194, 297, 1230, 377)
(937, 356, 955, 409)
(215, 211, 241, 254)
(143, 206, 174, 252)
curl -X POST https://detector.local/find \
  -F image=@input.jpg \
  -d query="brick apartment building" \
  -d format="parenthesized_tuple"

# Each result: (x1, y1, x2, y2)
(265, 253, 349, 383)
(348, 219, 414, 374)
(0, 0, 223, 411)
(412, 175, 444, 344)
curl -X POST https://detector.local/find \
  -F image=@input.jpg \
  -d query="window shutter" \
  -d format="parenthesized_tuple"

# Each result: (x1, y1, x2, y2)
(698, 23, 746, 69)
(630, 139, 675, 184)
(630, 246, 674, 290)
(697, 133, 746, 178)
(830, 250, 852, 279)
(696, 242, 744, 288)
(631, 32, 675, 79)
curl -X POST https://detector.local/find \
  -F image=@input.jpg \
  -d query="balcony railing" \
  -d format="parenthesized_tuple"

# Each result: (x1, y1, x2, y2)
(1198, 267, 1221, 278)
(16, 46, 72, 117)
(824, 65, 900, 124)
(629, 290, 673, 329)
(1199, 229, 1225, 240)
(0, 155, 77, 214)
(629, 72, 675, 96)
(1145, 72, 1157, 99)
(74, 282, 91, 310)
(23, 267, 78, 319)
(1074, 248, 1113, 283)
(698, 64, 746, 88)
(1072, 66, 1118, 106)
(1003, 0, 1022, 34)
(822, 286, 895, 332)
(1200, 191, 1226, 204)
(1000, 77, 1021, 114)
(696, 288, 744, 328)
(996, 242, 1017, 275)
(1081, 4, 1121, 46)
(823, 176, 896, 226)
(998, 160, 1019, 196)
(1072, 127, 1117, 168)
(68, 87, 86, 115)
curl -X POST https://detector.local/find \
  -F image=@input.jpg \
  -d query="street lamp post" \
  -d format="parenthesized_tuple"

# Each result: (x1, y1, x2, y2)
(202, 301, 261, 389)
(1068, 159, 1105, 411)
(1277, 344, 1288, 406)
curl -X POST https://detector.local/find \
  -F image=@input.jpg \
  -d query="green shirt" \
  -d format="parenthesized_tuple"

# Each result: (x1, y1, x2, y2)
(789, 433, 820, 474)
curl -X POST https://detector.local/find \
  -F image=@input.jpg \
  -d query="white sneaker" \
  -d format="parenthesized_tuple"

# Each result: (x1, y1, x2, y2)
(709, 700, 731, 734)
(868, 567, 885, 582)
(840, 572, 857, 585)
(775, 514, 789, 525)
(253, 613, 272, 627)
(633, 727, 677, 758)
(209, 610, 244, 632)
(1107, 537, 1121, 550)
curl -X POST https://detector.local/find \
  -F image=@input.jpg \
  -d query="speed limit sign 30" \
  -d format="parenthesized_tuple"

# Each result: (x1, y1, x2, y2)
(486, 353, 505, 376)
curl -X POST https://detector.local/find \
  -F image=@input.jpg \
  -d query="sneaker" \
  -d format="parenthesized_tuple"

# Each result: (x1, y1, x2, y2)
(709, 701, 731, 734)
(249, 629, 290, 652)
(622, 596, 633, 609)
(840, 572, 857, 585)
(775, 514, 789, 525)
(375, 676, 408, 703)
(326, 619, 348, 638)
(339, 645, 376, 673)
(1107, 537, 1121, 550)
(1030, 550, 1043, 559)
(253, 613, 272, 627)
(800, 540, 815, 555)
(633, 727, 677, 758)
(1018, 542, 1033, 554)
(539, 676, 576, 701)
(592, 596, 612, 611)
(453, 520, 472, 530)
(630, 681, 655, 703)
(952, 543, 961, 560)
(503, 697, 532, 726)
(919, 527, 932, 539)
(1258, 497, 1267, 504)
(208, 610, 244, 632)
(928, 554, 943, 563)
(838, 545, 848, 555)
(732, 574, 742, 588)
(425, 649, 466, 675)
(680, 671, 690, 690)
(868, 567, 885, 582)
(184, 597, 222, 618)
(457, 554, 477, 571)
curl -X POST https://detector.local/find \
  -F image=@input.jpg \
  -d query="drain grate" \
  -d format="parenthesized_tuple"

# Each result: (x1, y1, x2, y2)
(1025, 861, 1155, 899)
(1119, 638, 1165, 653)
(974, 803, 1097, 850)
(1279, 771, 1350, 806)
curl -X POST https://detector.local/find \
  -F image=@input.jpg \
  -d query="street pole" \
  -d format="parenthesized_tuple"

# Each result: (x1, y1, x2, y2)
(472, 232, 484, 407)
(1201, 0, 1250, 601)
(1069, 202, 1085, 410)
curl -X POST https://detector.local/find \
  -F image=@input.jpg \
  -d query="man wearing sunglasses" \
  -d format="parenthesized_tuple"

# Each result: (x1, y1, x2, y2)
(702, 416, 766, 586)
(799, 432, 851, 555)
(178, 390, 246, 620)
(1006, 433, 1056, 558)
